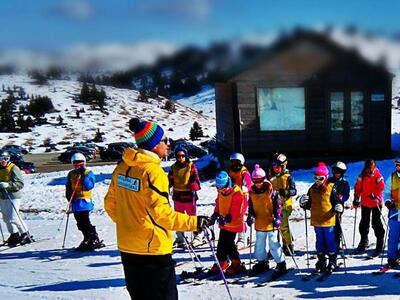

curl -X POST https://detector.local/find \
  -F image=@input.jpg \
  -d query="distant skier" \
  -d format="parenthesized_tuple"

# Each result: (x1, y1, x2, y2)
(228, 152, 251, 249)
(299, 162, 342, 273)
(168, 145, 202, 248)
(353, 159, 385, 256)
(209, 171, 247, 276)
(65, 152, 103, 251)
(247, 164, 287, 277)
(270, 153, 297, 255)
(0, 150, 32, 246)
(384, 158, 400, 268)
(329, 161, 350, 249)
(104, 118, 209, 300)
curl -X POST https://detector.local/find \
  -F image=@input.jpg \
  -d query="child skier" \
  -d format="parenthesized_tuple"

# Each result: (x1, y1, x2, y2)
(210, 171, 247, 276)
(384, 158, 400, 268)
(228, 152, 252, 249)
(168, 145, 202, 248)
(299, 162, 343, 273)
(247, 164, 287, 277)
(329, 161, 350, 249)
(270, 153, 297, 255)
(353, 159, 385, 256)
(66, 153, 103, 251)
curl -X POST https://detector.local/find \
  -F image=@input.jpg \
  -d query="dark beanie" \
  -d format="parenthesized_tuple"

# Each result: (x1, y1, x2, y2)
(129, 118, 164, 151)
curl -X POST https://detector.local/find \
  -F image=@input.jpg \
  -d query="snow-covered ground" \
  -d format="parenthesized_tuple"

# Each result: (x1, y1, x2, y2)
(0, 75, 216, 153)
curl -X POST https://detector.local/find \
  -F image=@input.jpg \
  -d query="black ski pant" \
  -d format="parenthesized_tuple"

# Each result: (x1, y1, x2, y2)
(359, 205, 385, 249)
(120, 251, 178, 300)
(216, 229, 239, 262)
(73, 211, 95, 237)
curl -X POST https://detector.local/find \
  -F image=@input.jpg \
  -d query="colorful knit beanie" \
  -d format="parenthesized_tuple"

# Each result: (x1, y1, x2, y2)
(129, 118, 164, 151)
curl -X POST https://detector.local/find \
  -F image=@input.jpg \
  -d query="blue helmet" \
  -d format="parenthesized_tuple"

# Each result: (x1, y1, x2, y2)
(215, 171, 232, 189)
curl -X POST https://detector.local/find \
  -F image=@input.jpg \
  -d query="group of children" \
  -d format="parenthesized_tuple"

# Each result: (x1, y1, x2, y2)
(168, 145, 400, 277)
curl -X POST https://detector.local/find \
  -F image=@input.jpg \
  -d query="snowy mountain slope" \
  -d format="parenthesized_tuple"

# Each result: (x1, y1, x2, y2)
(0, 75, 215, 153)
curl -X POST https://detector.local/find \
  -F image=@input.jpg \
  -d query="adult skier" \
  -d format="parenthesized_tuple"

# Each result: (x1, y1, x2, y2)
(329, 161, 350, 249)
(0, 150, 31, 246)
(384, 158, 400, 268)
(353, 159, 385, 256)
(209, 171, 247, 276)
(300, 162, 342, 273)
(168, 145, 202, 248)
(228, 152, 251, 249)
(104, 118, 209, 300)
(65, 152, 103, 251)
(247, 164, 287, 276)
(270, 153, 297, 255)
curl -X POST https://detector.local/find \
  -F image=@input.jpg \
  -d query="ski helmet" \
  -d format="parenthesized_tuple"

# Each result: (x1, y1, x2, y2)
(71, 152, 86, 164)
(0, 150, 11, 162)
(272, 153, 287, 167)
(229, 153, 245, 165)
(332, 161, 347, 174)
(215, 171, 232, 189)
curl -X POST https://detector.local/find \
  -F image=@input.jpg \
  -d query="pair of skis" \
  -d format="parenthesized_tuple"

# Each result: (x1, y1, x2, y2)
(301, 263, 343, 282)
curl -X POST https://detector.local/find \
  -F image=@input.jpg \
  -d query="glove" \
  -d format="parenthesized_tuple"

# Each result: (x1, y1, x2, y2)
(241, 186, 249, 193)
(273, 217, 281, 229)
(197, 216, 211, 233)
(224, 214, 232, 224)
(0, 182, 9, 189)
(246, 215, 254, 226)
(76, 167, 86, 176)
(334, 203, 344, 213)
(299, 195, 309, 208)
(385, 200, 396, 210)
(353, 197, 360, 208)
(210, 212, 219, 225)
(279, 189, 287, 197)
(217, 216, 226, 226)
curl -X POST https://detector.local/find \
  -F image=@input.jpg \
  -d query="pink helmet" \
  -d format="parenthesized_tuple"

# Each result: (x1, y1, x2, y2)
(314, 162, 329, 177)
(252, 164, 266, 179)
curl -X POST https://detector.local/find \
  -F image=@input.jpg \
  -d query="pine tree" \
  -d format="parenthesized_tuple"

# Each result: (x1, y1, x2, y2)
(189, 122, 204, 140)
(80, 82, 91, 104)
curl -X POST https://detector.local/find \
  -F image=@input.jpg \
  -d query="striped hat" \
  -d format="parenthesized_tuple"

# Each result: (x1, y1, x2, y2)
(129, 118, 164, 151)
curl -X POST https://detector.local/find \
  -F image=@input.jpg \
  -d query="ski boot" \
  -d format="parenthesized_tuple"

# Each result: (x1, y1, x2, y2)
(326, 253, 337, 273)
(315, 253, 327, 273)
(354, 239, 368, 254)
(225, 259, 246, 276)
(86, 232, 105, 251)
(20, 231, 34, 245)
(272, 261, 288, 278)
(250, 260, 269, 276)
(208, 260, 228, 275)
(372, 238, 384, 257)
(76, 234, 90, 252)
(388, 258, 399, 268)
(5, 232, 21, 247)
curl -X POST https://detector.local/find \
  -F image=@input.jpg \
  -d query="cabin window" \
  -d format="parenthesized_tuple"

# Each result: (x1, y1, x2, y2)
(351, 91, 364, 129)
(257, 87, 305, 131)
(330, 92, 344, 131)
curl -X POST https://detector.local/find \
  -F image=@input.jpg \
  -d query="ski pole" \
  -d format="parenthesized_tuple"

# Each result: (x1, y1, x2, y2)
(204, 228, 233, 300)
(2, 189, 31, 238)
(304, 208, 310, 269)
(0, 219, 4, 242)
(376, 205, 390, 267)
(277, 228, 300, 271)
(248, 224, 253, 273)
(58, 176, 82, 232)
(336, 218, 347, 274)
(182, 234, 204, 270)
(62, 175, 81, 248)
(352, 207, 357, 248)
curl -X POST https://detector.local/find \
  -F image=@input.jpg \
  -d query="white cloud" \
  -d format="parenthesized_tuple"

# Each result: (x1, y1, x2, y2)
(50, 0, 95, 21)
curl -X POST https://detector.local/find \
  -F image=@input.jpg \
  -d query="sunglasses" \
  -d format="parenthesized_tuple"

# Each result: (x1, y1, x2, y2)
(314, 175, 326, 182)
(252, 178, 264, 184)
(176, 154, 185, 158)
(161, 137, 170, 145)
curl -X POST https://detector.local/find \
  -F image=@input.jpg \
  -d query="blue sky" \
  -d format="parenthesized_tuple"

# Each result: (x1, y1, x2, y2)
(1, 0, 399, 51)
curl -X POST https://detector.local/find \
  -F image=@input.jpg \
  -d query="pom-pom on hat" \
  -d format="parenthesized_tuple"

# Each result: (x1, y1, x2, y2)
(314, 162, 329, 176)
(252, 164, 266, 179)
(129, 118, 164, 151)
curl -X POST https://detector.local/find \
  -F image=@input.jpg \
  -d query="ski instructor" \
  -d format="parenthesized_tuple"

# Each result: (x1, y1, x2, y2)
(104, 118, 209, 300)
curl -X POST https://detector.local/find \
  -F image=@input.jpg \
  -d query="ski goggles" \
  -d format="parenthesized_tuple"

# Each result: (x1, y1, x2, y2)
(0, 156, 10, 162)
(161, 137, 171, 145)
(313, 175, 326, 182)
(252, 177, 265, 184)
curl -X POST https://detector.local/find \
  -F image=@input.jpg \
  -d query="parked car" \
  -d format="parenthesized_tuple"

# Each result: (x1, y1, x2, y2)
(100, 142, 136, 161)
(1, 145, 28, 156)
(58, 146, 94, 163)
(73, 142, 105, 158)
(13, 159, 36, 174)
(168, 139, 207, 159)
